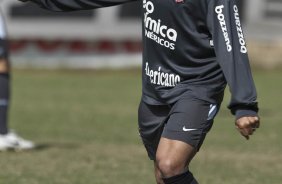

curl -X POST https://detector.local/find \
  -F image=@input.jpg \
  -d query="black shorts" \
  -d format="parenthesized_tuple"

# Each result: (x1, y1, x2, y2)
(138, 98, 220, 160)
(0, 38, 8, 59)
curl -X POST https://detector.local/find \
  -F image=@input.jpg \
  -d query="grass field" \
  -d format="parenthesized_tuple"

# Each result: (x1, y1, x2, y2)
(0, 68, 281, 184)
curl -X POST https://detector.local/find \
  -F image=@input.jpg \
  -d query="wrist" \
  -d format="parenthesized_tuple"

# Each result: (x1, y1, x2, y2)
(235, 109, 258, 120)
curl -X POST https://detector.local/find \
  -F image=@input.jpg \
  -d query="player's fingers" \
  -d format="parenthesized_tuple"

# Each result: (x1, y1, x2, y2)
(247, 127, 254, 135)
(253, 116, 259, 121)
(248, 117, 260, 130)
(236, 126, 250, 140)
(241, 131, 249, 140)
(250, 116, 260, 126)
(236, 120, 248, 129)
(247, 116, 254, 122)
(236, 125, 248, 135)
(242, 125, 254, 136)
(255, 117, 260, 128)
(235, 116, 260, 140)
(248, 117, 258, 124)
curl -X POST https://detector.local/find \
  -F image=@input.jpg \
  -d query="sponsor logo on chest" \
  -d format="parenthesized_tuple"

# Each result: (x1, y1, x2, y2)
(145, 62, 181, 87)
(143, 0, 178, 50)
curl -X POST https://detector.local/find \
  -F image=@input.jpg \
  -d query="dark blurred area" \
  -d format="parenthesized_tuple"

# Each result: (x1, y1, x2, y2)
(10, 1, 141, 19)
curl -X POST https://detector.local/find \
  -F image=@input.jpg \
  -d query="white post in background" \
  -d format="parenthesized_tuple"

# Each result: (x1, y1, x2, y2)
(245, 0, 282, 69)
(245, 0, 282, 40)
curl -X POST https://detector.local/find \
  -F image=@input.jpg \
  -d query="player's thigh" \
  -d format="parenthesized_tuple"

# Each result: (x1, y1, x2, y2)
(0, 39, 9, 73)
(156, 137, 197, 171)
(138, 100, 170, 160)
(0, 58, 9, 73)
(156, 98, 219, 173)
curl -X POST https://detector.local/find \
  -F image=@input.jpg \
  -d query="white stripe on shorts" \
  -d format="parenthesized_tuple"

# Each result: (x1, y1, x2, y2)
(207, 104, 217, 120)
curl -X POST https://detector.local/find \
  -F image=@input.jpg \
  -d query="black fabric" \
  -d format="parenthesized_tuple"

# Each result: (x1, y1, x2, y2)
(25, 0, 258, 118)
(162, 98, 218, 151)
(0, 39, 9, 59)
(138, 98, 219, 160)
(138, 100, 170, 160)
(163, 171, 198, 184)
(30, 0, 138, 12)
(0, 73, 10, 135)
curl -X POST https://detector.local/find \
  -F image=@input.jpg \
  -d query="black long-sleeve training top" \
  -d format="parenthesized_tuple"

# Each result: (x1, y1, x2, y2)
(23, 0, 259, 119)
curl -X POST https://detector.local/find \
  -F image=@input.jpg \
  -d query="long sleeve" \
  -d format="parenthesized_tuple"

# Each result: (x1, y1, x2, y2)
(206, 0, 258, 119)
(24, 0, 138, 11)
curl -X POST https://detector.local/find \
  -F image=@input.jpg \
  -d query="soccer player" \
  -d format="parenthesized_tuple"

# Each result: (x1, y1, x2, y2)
(0, 7, 34, 151)
(19, 0, 260, 183)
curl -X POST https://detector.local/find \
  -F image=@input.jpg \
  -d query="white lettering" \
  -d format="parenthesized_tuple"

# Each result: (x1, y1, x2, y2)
(215, 5, 232, 52)
(233, 5, 248, 53)
(145, 62, 181, 87)
(167, 28, 177, 42)
(145, 1, 154, 14)
(143, 0, 177, 50)
(160, 25, 167, 38)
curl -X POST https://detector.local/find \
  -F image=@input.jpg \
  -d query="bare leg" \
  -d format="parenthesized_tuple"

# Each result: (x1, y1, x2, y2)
(154, 162, 165, 184)
(155, 137, 197, 183)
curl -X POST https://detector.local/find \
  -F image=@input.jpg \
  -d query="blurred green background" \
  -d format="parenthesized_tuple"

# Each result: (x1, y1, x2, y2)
(0, 68, 280, 184)
(0, 0, 281, 183)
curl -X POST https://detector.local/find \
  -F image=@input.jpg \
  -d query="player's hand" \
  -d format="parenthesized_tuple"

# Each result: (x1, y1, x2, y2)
(235, 116, 260, 140)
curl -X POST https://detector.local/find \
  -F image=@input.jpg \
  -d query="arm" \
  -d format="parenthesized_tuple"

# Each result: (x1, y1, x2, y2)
(19, 0, 138, 11)
(206, 0, 259, 139)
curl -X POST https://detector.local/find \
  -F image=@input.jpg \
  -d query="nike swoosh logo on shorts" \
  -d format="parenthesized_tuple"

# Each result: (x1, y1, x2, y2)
(182, 126, 197, 132)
